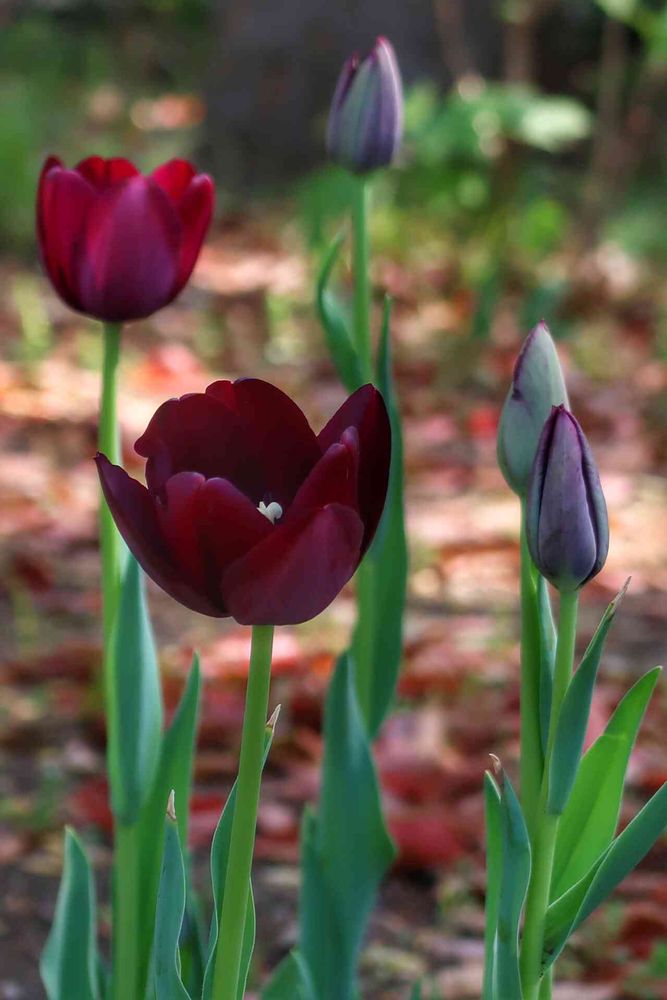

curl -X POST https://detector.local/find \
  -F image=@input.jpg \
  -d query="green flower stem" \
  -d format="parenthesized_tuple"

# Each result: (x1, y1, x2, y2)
(351, 176, 373, 382)
(212, 624, 275, 1000)
(519, 502, 544, 844)
(520, 589, 579, 1000)
(98, 323, 139, 1000)
(99, 322, 123, 649)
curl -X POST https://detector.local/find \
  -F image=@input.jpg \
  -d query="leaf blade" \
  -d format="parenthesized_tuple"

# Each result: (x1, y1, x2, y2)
(41, 828, 99, 1000)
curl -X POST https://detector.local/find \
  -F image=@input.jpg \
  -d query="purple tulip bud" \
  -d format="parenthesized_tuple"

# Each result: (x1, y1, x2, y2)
(527, 406, 609, 592)
(497, 322, 569, 497)
(326, 37, 403, 174)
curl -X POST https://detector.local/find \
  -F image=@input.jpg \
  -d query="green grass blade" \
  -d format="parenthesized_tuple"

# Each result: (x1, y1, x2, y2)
(552, 666, 661, 898)
(41, 828, 99, 1000)
(548, 583, 628, 815)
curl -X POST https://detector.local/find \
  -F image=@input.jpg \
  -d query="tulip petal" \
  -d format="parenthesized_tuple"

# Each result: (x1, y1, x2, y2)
(285, 429, 359, 522)
(37, 161, 96, 311)
(77, 176, 181, 322)
(206, 379, 322, 507)
(534, 410, 598, 590)
(95, 455, 224, 616)
(317, 384, 390, 552)
(136, 392, 258, 499)
(150, 159, 197, 202)
(196, 475, 274, 577)
(75, 156, 139, 187)
(173, 174, 214, 292)
(221, 503, 363, 625)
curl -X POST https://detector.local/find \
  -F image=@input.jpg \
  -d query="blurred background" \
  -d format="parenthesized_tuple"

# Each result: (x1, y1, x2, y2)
(1, 1, 667, 997)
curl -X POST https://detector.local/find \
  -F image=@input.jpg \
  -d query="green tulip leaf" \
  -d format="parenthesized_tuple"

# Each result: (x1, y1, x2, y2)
(108, 557, 163, 824)
(551, 666, 661, 898)
(352, 297, 408, 736)
(261, 950, 316, 999)
(132, 655, 202, 998)
(317, 235, 364, 393)
(300, 654, 396, 1000)
(495, 772, 531, 999)
(201, 709, 279, 1000)
(151, 796, 191, 999)
(548, 581, 629, 815)
(482, 771, 503, 1000)
(41, 828, 99, 1000)
(544, 777, 667, 968)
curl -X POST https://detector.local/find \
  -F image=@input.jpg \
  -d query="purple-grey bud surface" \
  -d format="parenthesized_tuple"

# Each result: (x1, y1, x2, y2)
(526, 405, 609, 592)
(326, 37, 403, 174)
(497, 322, 569, 497)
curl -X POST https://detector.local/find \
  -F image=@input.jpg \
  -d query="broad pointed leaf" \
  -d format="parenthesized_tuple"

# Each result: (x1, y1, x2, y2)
(151, 798, 191, 999)
(317, 235, 363, 393)
(41, 828, 99, 1000)
(261, 950, 316, 999)
(552, 666, 661, 898)
(548, 583, 628, 815)
(495, 773, 531, 999)
(108, 557, 163, 823)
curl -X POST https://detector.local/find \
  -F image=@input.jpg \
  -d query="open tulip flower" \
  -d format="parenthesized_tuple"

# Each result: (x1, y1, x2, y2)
(97, 379, 390, 625)
(37, 155, 214, 323)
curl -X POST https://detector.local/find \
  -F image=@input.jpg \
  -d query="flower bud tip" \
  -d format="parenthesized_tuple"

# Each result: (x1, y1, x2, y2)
(167, 789, 177, 822)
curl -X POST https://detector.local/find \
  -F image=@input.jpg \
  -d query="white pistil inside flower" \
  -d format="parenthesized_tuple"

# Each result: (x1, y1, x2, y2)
(258, 500, 283, 524)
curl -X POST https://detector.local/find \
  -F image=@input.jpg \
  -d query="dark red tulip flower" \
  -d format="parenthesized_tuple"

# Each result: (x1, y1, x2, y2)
(96, 379, 390, 625)
(37, 156, 214, 323)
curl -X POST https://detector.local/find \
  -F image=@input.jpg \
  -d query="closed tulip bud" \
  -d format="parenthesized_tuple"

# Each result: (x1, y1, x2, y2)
(497, 322, 569, 497)
(527, 405, 609, 592)
(326, 37, 403, 174)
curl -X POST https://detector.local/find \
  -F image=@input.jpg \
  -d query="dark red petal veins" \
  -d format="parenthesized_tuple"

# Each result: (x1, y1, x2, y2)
(150, 159, 197, 203)
(75, 156, 139, 188)
(77, 176, 181, 322)
(285, 428, 359, 523)
(95, 455, 225, 617)
(222, 503, 363, 625)
(317, 384, 391, 553)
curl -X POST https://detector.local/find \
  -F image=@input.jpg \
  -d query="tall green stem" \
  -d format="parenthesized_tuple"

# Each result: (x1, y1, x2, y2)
(519, 501, 544, 844)
(351, 176, 373, 381)
(99, 322, 122, 648)
(520, 590, 579, 1000)
(98, 323, 138, 1000)
(212, 624, 275, 1000)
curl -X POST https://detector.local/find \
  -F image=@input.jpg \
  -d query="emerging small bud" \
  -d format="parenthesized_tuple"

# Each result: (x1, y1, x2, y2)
(166, 789, 177, 822)
(526, 406, 609, 592)
(326, 37, 403, 174)
(497, 322, 569, 497)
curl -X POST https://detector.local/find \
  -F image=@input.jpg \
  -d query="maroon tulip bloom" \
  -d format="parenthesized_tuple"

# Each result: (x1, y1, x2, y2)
(96, 379, 390, 625)
(37, 155, 214, 323)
